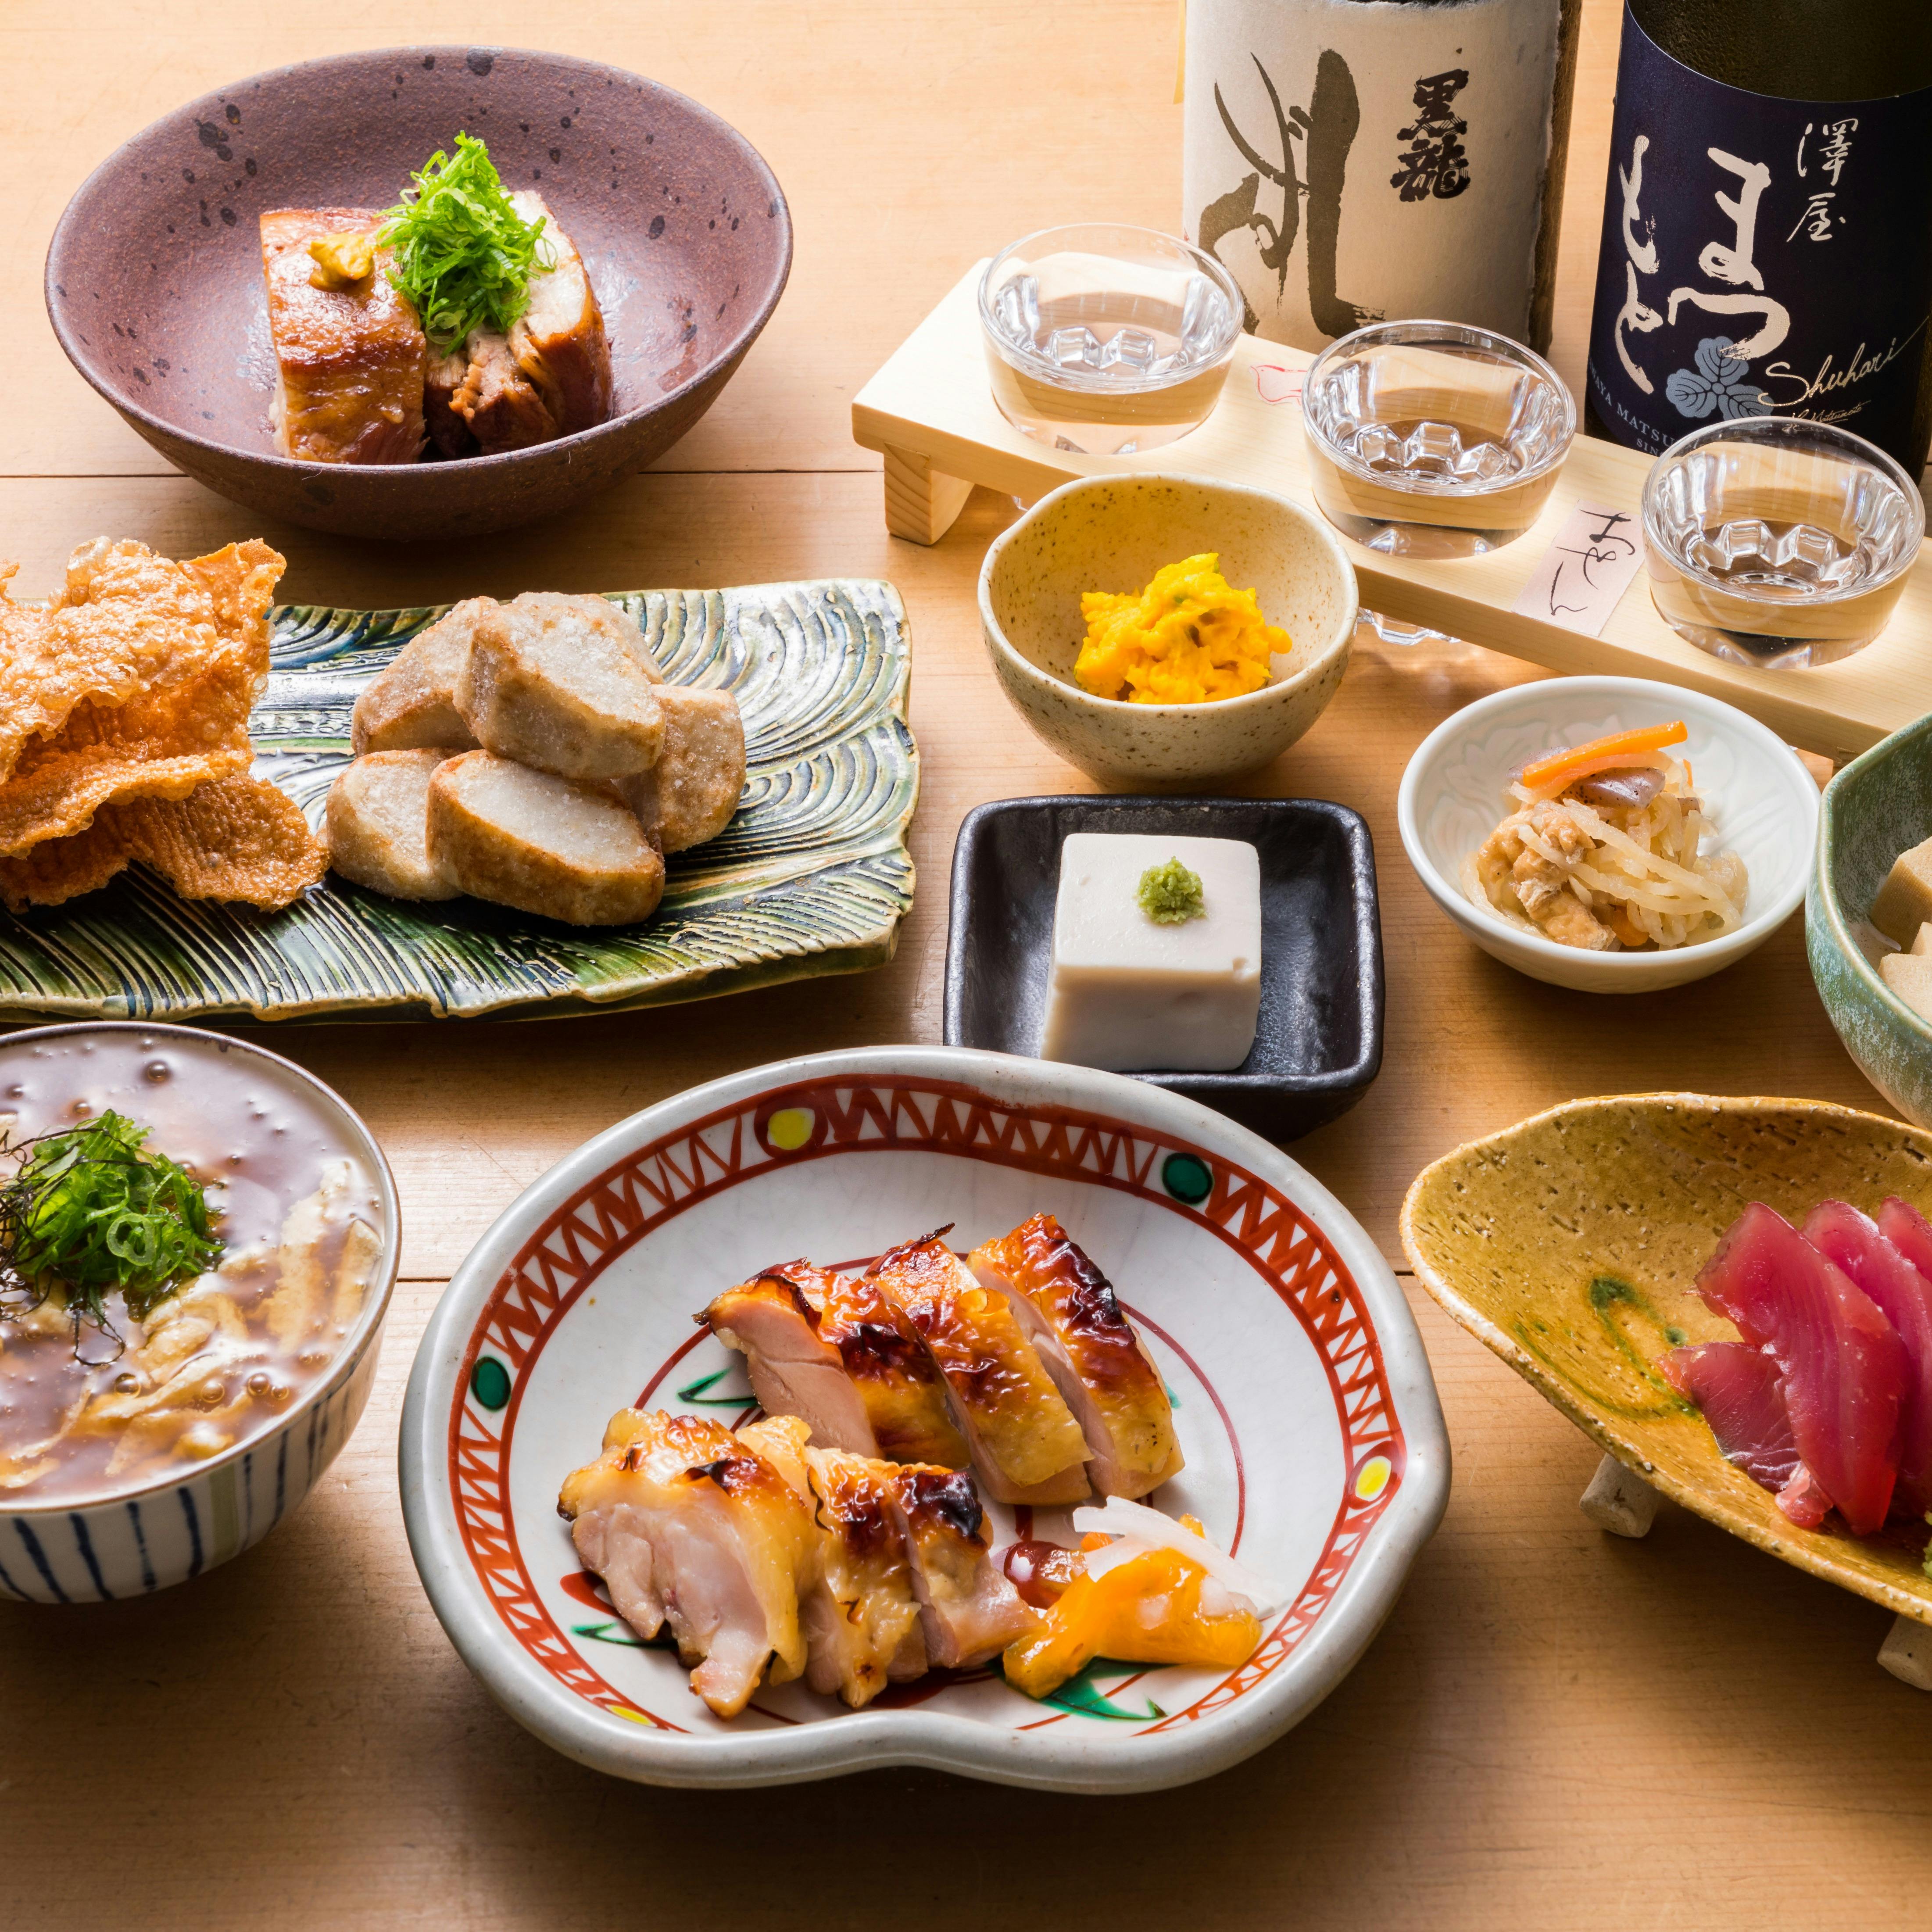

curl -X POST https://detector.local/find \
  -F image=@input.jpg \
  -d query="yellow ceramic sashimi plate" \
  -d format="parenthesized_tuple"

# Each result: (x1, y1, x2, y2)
(1400, 1093, 1932, 1625)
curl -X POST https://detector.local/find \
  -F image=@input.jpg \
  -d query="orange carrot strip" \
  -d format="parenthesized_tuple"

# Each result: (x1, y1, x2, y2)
(1517, 722, 1687, 791)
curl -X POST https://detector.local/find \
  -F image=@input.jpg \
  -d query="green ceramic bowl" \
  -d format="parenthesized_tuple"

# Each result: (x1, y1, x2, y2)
(1808, 712, 1932, 1126)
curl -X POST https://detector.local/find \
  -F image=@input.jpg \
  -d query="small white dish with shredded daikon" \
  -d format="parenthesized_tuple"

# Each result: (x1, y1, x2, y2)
(1396, 676, 1821, 993)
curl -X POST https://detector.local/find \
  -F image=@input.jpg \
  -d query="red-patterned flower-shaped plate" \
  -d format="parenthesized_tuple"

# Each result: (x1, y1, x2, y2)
(400, 1047, 1449, 1791)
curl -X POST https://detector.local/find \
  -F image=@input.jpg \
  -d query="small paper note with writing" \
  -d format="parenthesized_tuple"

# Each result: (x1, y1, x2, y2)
(1511, 504, 1646, 637)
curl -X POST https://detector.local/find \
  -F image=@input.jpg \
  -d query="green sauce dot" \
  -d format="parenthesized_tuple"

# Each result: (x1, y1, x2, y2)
(471, 1356, 512, 1411)
(1162, 1153, 1213, 1204)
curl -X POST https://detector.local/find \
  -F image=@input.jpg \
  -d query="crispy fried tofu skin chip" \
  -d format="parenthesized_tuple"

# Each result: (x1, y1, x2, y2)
(110, 775, 326, 909)
(0, 539, 322, 915)
(0, 539, 283, 858)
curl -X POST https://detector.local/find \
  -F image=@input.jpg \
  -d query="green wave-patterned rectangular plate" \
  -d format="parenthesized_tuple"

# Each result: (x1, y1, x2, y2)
(0, 581, 918, 1023)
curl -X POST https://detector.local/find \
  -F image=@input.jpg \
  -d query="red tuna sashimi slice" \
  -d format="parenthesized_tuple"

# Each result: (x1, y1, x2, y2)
(1695, 1202, 1907, 1535)
(1659, 1342, 1828, 1527)
(1805, 1200, 1932, 1519)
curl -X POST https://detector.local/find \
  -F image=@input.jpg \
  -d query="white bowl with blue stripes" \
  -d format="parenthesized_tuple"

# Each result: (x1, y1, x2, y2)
(0, 1023, 400, 1603)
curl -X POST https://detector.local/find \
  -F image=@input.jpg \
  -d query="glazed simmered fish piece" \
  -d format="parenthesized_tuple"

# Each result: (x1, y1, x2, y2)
(885, 1462, 1037, 1669)
(870, 1230, 1091, 1505)
(260, 208, 426, 465)
(324, 750, 460, 902)
(350, 601, 489, 755)
(426, 751, 665, 926)
(701, 1270, 882, 1458)
(456, 594, 665, 782)
(1695, 1202, 1908, 1535)
(615, 687, 747, 855)
(558, 1408, 818, 1719)
(968, 1213, 1182, 1498)
(767, 1257, 971, 1468)
(800, 1445, 929, 1707)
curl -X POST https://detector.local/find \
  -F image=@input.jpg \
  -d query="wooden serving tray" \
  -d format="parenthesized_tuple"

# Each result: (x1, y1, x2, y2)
(853, 265, 1932, 763)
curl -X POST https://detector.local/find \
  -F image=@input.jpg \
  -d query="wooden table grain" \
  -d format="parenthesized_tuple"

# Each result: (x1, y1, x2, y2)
(4, 4, 1928, 1927)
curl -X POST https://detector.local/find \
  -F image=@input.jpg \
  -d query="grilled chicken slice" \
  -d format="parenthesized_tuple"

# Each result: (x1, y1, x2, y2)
(885, 1463, 1037, 1668)
(870, 1230, 1091, 1505)
(969, 1214, 1183, 1498)
(800, 1446, 929, 1706)
(558, 1408, 817, 1719)
(260, 208, 426, 465)
(433, 193, 613, 456)
(770, 1258, 972, 1468)
(702, 1271, 881, 1457)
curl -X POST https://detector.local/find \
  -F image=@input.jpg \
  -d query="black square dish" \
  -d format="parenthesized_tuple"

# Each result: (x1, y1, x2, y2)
(944, 797, 1384, 1141)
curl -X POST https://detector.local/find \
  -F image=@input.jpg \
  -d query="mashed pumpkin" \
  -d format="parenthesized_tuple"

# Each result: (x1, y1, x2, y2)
(1074, 554, 1290, 705)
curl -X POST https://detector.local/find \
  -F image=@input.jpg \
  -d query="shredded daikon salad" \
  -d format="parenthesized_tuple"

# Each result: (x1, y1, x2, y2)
(1458, 721, 1748, 954)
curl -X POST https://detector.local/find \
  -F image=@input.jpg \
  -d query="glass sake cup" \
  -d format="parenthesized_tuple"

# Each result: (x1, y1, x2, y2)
(978, 224, 1243, 456)
(1301, 319, 1576, 558)
(1641, 417, 1925, 669)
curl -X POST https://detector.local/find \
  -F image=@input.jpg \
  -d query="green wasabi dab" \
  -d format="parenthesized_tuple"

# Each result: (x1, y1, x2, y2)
(1137, 857, 1206, 925)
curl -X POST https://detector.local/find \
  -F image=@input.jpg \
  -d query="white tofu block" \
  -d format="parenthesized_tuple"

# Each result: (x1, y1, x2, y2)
(1041, 832, 1261, 1073)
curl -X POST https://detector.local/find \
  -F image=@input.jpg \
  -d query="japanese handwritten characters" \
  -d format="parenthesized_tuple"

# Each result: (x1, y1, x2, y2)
(1182, 0, 1575, 353)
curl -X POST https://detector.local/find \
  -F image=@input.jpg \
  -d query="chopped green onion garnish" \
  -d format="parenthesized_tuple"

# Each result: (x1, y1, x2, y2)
(377, 132, 554, 354)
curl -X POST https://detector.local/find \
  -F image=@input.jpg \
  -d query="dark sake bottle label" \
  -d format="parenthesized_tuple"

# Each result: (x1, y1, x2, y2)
(1586, 7, 1932, 466)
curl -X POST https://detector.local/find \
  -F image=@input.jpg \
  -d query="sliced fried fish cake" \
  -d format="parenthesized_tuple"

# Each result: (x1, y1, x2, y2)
(615, 686, 746, 854)
(324, 750, 459, 901)
(350, 601, 490, 755)
(426, 750, 664, 925)
(457, 594, 665, 781)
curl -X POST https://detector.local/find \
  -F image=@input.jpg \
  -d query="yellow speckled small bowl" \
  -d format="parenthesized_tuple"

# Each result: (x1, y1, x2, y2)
(1401, 1092, 1932, 1626)
(979, 474, 1359, 789)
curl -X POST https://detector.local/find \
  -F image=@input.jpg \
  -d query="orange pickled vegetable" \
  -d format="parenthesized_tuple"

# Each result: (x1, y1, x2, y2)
(1001, 1543, 1263, 1700)
(1517, 721, 1687, 792)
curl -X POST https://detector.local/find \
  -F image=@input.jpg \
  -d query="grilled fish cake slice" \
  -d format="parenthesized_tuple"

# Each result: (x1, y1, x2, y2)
(350, 600, 489, 755)
(456, 594, 665, 782)
(323, 750, 460, 901)
(426, 751, 664, 925)
(615, 686, 746, 854)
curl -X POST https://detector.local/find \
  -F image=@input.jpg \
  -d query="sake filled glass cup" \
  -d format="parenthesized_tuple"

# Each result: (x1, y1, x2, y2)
(977, 224, 1243, 455)
(1641, 417, 1925, 670)
(1300, 319, 1575, 558)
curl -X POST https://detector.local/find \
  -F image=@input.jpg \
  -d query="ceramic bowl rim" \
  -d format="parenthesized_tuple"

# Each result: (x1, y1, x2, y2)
(1395, 673, 1819, 981)
(43, 44, 794, 481)
(1812, 709, 1932, 1044)
(976, 472, 1360, 722)
(397, 1042, 1449, 1791)
(0, 1020, 401, 1517)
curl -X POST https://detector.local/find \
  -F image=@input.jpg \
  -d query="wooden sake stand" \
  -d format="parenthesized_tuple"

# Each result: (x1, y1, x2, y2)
(855, 265, 1932, 765)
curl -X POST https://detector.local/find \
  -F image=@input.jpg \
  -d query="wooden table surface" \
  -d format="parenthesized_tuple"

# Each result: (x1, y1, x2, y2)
(5, 4, 1927, 1926)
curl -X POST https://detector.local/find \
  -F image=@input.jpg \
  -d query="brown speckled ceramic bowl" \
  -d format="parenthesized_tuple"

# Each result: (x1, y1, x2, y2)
(45, 47, 791, 540)
(978, 475, 1359, 790)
